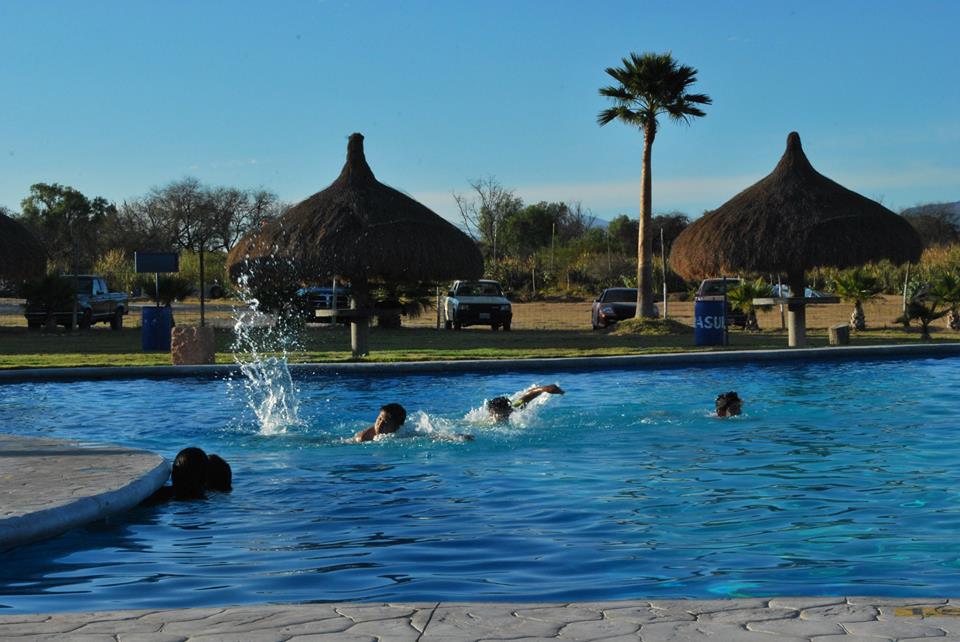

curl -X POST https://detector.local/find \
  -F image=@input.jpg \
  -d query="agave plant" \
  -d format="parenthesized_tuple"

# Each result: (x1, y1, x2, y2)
(726, 277, 773, 331)
(832, 268, 882, 331)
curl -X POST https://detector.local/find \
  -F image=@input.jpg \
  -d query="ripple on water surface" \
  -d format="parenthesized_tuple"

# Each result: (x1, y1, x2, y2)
(1, 357, 959, 611)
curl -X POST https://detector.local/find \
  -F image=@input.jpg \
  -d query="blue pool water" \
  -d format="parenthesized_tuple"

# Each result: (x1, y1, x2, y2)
(1, 357, 959, 612)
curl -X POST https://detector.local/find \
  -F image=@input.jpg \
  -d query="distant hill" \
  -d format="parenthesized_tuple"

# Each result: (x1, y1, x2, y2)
(901, 201, 960, 222)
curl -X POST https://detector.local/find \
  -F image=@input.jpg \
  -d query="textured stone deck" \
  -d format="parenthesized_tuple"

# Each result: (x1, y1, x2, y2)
(0, 434, 169, 549)
(1, 598, 959, 640)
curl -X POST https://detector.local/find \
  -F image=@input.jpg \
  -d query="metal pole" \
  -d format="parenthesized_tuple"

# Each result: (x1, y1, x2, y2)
(330, 278, 337, 327)
(199, 245, 206, 327)
(72, 233, 79, 330)
(902, 263, 910, 315)
(778, 274, 785, 330)
(722, 275, 728, 346)
(660, 227, 668, 319)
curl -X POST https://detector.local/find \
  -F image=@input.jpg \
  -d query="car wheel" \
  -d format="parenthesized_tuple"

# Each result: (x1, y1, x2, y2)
(502, 322, 511, 331)
(490, 324, 499, 331)
(444, 320, 452, 330)
(110, 309, 123, 331)
(79, 309, 93, 330)
(454, 321, 462, 330)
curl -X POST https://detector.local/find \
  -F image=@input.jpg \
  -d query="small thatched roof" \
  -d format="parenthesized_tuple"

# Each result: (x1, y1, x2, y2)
(670, 132, 922, 281)
(227, 133, 483, 285)
(0, 212, 45, 280)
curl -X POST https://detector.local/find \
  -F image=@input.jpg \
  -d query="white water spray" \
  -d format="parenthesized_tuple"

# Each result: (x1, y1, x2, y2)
(230, 273, 303, 435)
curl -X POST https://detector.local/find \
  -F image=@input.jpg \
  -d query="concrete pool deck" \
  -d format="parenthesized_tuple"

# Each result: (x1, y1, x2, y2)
(1, 599, 959, 640)
(0, 434, 169, 550)
(3, 346, 960, 639)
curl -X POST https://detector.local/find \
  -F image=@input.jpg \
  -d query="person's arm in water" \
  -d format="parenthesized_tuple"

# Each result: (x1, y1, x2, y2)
(514, 384, 564, 407)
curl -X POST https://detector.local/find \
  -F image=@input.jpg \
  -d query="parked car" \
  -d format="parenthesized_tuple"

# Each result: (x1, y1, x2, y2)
(297, 285, 351, 323)
(591, 287, 659, 329)
(24, 274, 128, 330)
(694, 278, 746, 327)
(770, 284, 828, 298)
(443, 280, 512, 330)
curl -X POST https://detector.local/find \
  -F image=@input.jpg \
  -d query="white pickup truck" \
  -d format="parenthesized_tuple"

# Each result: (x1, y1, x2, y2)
(443, 280, 512, 331)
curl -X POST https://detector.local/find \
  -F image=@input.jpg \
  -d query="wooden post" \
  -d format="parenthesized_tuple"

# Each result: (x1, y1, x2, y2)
(787, 271, 806, 348)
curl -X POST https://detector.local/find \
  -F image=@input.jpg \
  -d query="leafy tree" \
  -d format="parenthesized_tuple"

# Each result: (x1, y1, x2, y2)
(19, 183, 114, 271)
(598, 51, 710, 318)
(607, 215, 638, 254)
(904, 212, 960, 248)
(832, 268, 883, 331)
(651, 212, 690, 255)
(453, 177, 523, 260)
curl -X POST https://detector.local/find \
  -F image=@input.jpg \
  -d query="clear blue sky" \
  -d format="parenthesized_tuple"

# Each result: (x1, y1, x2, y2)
(1, 0, 957, 224)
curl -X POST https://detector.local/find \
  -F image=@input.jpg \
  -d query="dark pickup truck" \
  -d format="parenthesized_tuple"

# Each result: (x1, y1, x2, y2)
(25, 275, 129, 330)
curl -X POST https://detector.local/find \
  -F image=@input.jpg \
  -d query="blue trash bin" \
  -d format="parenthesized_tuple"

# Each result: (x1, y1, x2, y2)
(694, 298, 727, 346)
(142, 306, 173, 351)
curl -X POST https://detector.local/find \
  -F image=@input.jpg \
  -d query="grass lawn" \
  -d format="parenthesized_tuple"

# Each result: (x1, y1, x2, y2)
(0, 324, 955, 369)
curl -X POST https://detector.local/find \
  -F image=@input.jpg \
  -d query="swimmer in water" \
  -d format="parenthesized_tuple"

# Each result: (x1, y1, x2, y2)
(715, 391, 743, 417)
(486, 384, 564, 422)
(354, 403, 407, 442)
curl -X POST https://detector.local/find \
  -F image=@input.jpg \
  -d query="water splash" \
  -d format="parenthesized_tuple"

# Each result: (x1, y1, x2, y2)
(229, 272, 303, 435)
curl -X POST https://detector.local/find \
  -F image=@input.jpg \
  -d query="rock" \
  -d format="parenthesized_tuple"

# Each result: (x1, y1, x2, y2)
(171, 326, 216, 365)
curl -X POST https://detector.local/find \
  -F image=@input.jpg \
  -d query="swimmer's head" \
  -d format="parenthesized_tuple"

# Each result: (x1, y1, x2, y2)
(171, 447, 208, 498)
(376, 403, 407, 435)
(487, 396, 513, 422)
(715, 391, 743, 417)
(207, 454, 232, 492)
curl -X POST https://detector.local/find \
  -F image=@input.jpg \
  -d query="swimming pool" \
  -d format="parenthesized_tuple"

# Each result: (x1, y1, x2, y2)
(1, 356, 959, 613)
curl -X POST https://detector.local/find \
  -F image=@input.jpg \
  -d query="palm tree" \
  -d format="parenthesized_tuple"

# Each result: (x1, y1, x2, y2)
(727, 278, 773, 331)
(598, 52, 710, 318)
(930, 271, 960, 332)
(832, 268, 882, 331)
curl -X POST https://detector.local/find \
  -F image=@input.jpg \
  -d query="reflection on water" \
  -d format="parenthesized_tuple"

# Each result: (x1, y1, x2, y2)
(0, 358, 959, 611)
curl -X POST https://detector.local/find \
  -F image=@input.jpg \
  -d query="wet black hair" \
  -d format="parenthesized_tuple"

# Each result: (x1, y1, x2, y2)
(171, 447, 208, 498)
(715, 391, 743, 414)
(487, 396, 512, 419)
(380, 403, 407, 425)
(207, 454, 232, 492)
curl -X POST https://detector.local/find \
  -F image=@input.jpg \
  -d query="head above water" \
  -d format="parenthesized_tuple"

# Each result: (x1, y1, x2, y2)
(715, 391, 743, 417)
(487, 396, 513, 421)
(207, 454, 232, 492)
(171, 447, 208, 498)
(375, 403, 407, 434)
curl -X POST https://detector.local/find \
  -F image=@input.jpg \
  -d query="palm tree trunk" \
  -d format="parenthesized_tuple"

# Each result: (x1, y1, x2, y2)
(636, 124, 655, 318)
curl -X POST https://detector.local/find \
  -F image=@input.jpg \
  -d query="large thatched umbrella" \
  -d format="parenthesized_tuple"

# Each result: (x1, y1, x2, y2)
(227, 133, 483, 356)
(0, 211, 45, 281)
(670, 132, 922, 347)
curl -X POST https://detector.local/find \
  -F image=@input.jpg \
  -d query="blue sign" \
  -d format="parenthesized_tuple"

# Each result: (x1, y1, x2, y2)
(135, 252, 179, 274)
(694, 298, 726, 346)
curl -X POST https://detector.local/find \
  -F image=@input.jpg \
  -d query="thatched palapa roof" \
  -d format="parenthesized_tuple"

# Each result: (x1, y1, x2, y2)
(227, 133, 483, 285)
(0, 212, 45, 280)
(670, 132, 922, 281)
